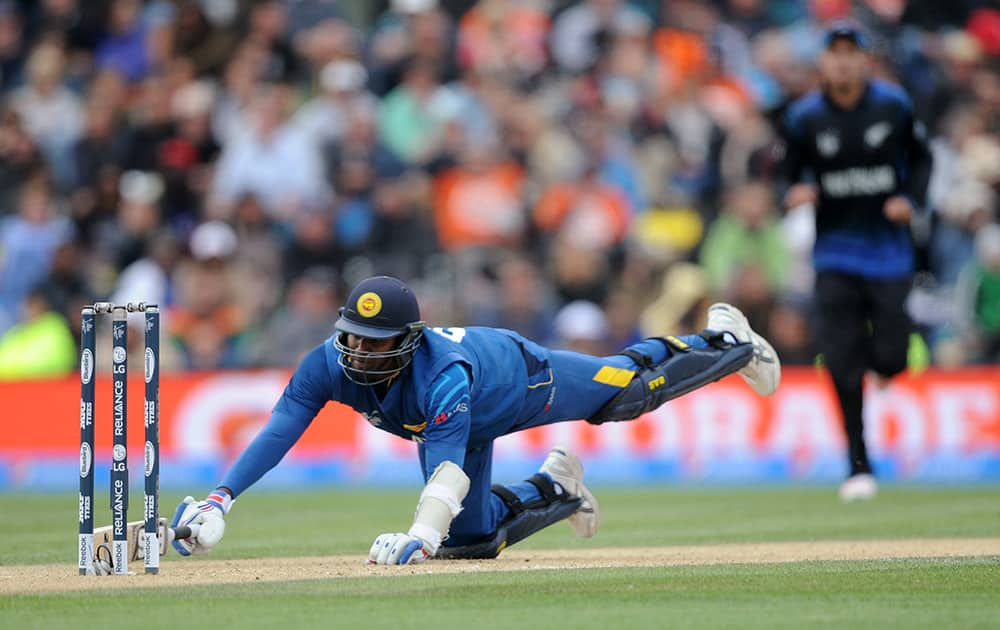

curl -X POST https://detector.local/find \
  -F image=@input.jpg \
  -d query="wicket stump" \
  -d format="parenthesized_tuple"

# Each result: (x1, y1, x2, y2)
(78, 302, 160, 575)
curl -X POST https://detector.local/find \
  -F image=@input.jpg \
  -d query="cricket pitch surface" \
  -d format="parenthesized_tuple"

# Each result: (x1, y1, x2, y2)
(3, 538, 998, 594)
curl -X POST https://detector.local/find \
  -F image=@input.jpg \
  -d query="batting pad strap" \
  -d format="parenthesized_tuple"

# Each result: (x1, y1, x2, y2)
(619, 349, 654, 369)
(490, 484, 525, 515)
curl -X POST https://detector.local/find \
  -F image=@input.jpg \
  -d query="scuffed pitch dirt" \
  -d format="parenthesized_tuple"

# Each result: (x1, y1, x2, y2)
(2, 538, 998, 594)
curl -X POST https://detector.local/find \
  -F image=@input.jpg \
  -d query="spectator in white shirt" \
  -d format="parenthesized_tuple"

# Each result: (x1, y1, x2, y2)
(293, 59, 378, 149)
(10, 41, 82, 189)
(210, 83, 331, 222)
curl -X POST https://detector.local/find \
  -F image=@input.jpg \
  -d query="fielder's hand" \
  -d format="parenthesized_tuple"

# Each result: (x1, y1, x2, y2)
(784, 183, 818, 209)
(171, 490, 232, 556)
(368, 531, 435, 565)
(883, 195, 914, 223)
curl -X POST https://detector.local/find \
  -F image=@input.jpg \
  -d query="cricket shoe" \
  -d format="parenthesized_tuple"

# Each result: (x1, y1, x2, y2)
(706, 303, 781, 396)
(539, 446, 599, 538)
(839, 473, 878, 502)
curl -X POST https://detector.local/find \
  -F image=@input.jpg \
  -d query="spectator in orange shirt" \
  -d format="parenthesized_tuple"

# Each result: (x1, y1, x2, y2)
(533, 165, 631, 251)
(431, 137, 525, 250)
(457, 0, 550, 80)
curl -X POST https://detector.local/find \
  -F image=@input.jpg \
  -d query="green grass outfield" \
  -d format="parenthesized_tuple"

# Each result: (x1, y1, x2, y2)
(2, 487, 999, 629)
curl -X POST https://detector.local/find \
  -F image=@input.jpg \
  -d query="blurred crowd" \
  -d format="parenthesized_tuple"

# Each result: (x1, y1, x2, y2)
(0, 0, 999, 379)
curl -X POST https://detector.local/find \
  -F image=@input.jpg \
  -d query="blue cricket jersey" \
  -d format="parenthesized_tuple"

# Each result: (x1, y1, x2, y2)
(219, 326, 553, 495)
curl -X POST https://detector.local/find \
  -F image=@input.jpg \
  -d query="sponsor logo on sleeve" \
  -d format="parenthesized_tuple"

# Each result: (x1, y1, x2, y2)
(433, 401, 469, 425)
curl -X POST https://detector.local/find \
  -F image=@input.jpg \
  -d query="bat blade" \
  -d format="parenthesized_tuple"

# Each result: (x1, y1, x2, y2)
(92, 518, 199, 561)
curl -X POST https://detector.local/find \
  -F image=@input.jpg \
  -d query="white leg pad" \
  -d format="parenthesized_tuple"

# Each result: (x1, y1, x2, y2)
(408, 461, 470, 552)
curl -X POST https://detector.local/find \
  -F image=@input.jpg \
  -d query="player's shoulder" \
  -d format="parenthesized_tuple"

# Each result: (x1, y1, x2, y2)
(279, 341, 339, 403)
(319, 334, 339, 365)
(785, 90, 825, 125)
(419, 325, 513, 369)
(868, 79, 913, 112)
(423, 325, 509, 346)
(415, 326, 474, 364)
(292, 340, 339, 384)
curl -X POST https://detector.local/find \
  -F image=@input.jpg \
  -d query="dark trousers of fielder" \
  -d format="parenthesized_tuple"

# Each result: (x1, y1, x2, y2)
(813, 271, 911, 476)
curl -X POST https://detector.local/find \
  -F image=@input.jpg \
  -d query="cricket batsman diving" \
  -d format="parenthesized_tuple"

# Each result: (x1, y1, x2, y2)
(172, 275, 781, 563)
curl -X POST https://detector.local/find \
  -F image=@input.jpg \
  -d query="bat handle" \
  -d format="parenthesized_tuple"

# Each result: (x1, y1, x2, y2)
(172, 523, 200, 540)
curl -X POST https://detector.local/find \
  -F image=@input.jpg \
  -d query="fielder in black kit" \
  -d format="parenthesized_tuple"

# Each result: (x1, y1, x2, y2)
(780, 22, 933, 501)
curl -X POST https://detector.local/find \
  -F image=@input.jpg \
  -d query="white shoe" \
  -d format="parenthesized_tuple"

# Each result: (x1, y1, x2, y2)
(706, 303, 781, 396)
(539, 446, 599, 538)
(839, 473, 878, 502)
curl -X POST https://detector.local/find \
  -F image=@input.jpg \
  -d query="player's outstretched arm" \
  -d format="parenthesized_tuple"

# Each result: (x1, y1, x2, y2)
(368, 461, 470, 565)
(171, 345, 334, 557)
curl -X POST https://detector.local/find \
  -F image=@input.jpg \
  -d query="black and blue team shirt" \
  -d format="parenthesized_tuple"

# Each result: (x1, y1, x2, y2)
(782, 79, 933, 278)
(219, 326, 547, 496)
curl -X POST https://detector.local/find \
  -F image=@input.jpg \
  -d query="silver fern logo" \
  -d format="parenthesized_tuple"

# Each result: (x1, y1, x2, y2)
(817, 130, 839, 157)
(864, 121, 891, 148)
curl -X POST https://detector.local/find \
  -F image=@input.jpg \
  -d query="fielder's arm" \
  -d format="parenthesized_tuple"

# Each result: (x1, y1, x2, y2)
(368, 461, 470, 564)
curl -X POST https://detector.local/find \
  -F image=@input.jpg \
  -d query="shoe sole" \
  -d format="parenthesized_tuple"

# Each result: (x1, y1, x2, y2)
(542, 448, 600, 538)
(708, 304, 780, 396)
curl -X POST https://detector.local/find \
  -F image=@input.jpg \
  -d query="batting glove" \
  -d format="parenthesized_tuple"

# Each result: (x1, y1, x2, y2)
(367, 531, 435, 565)
(171, 490, 232, 556)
